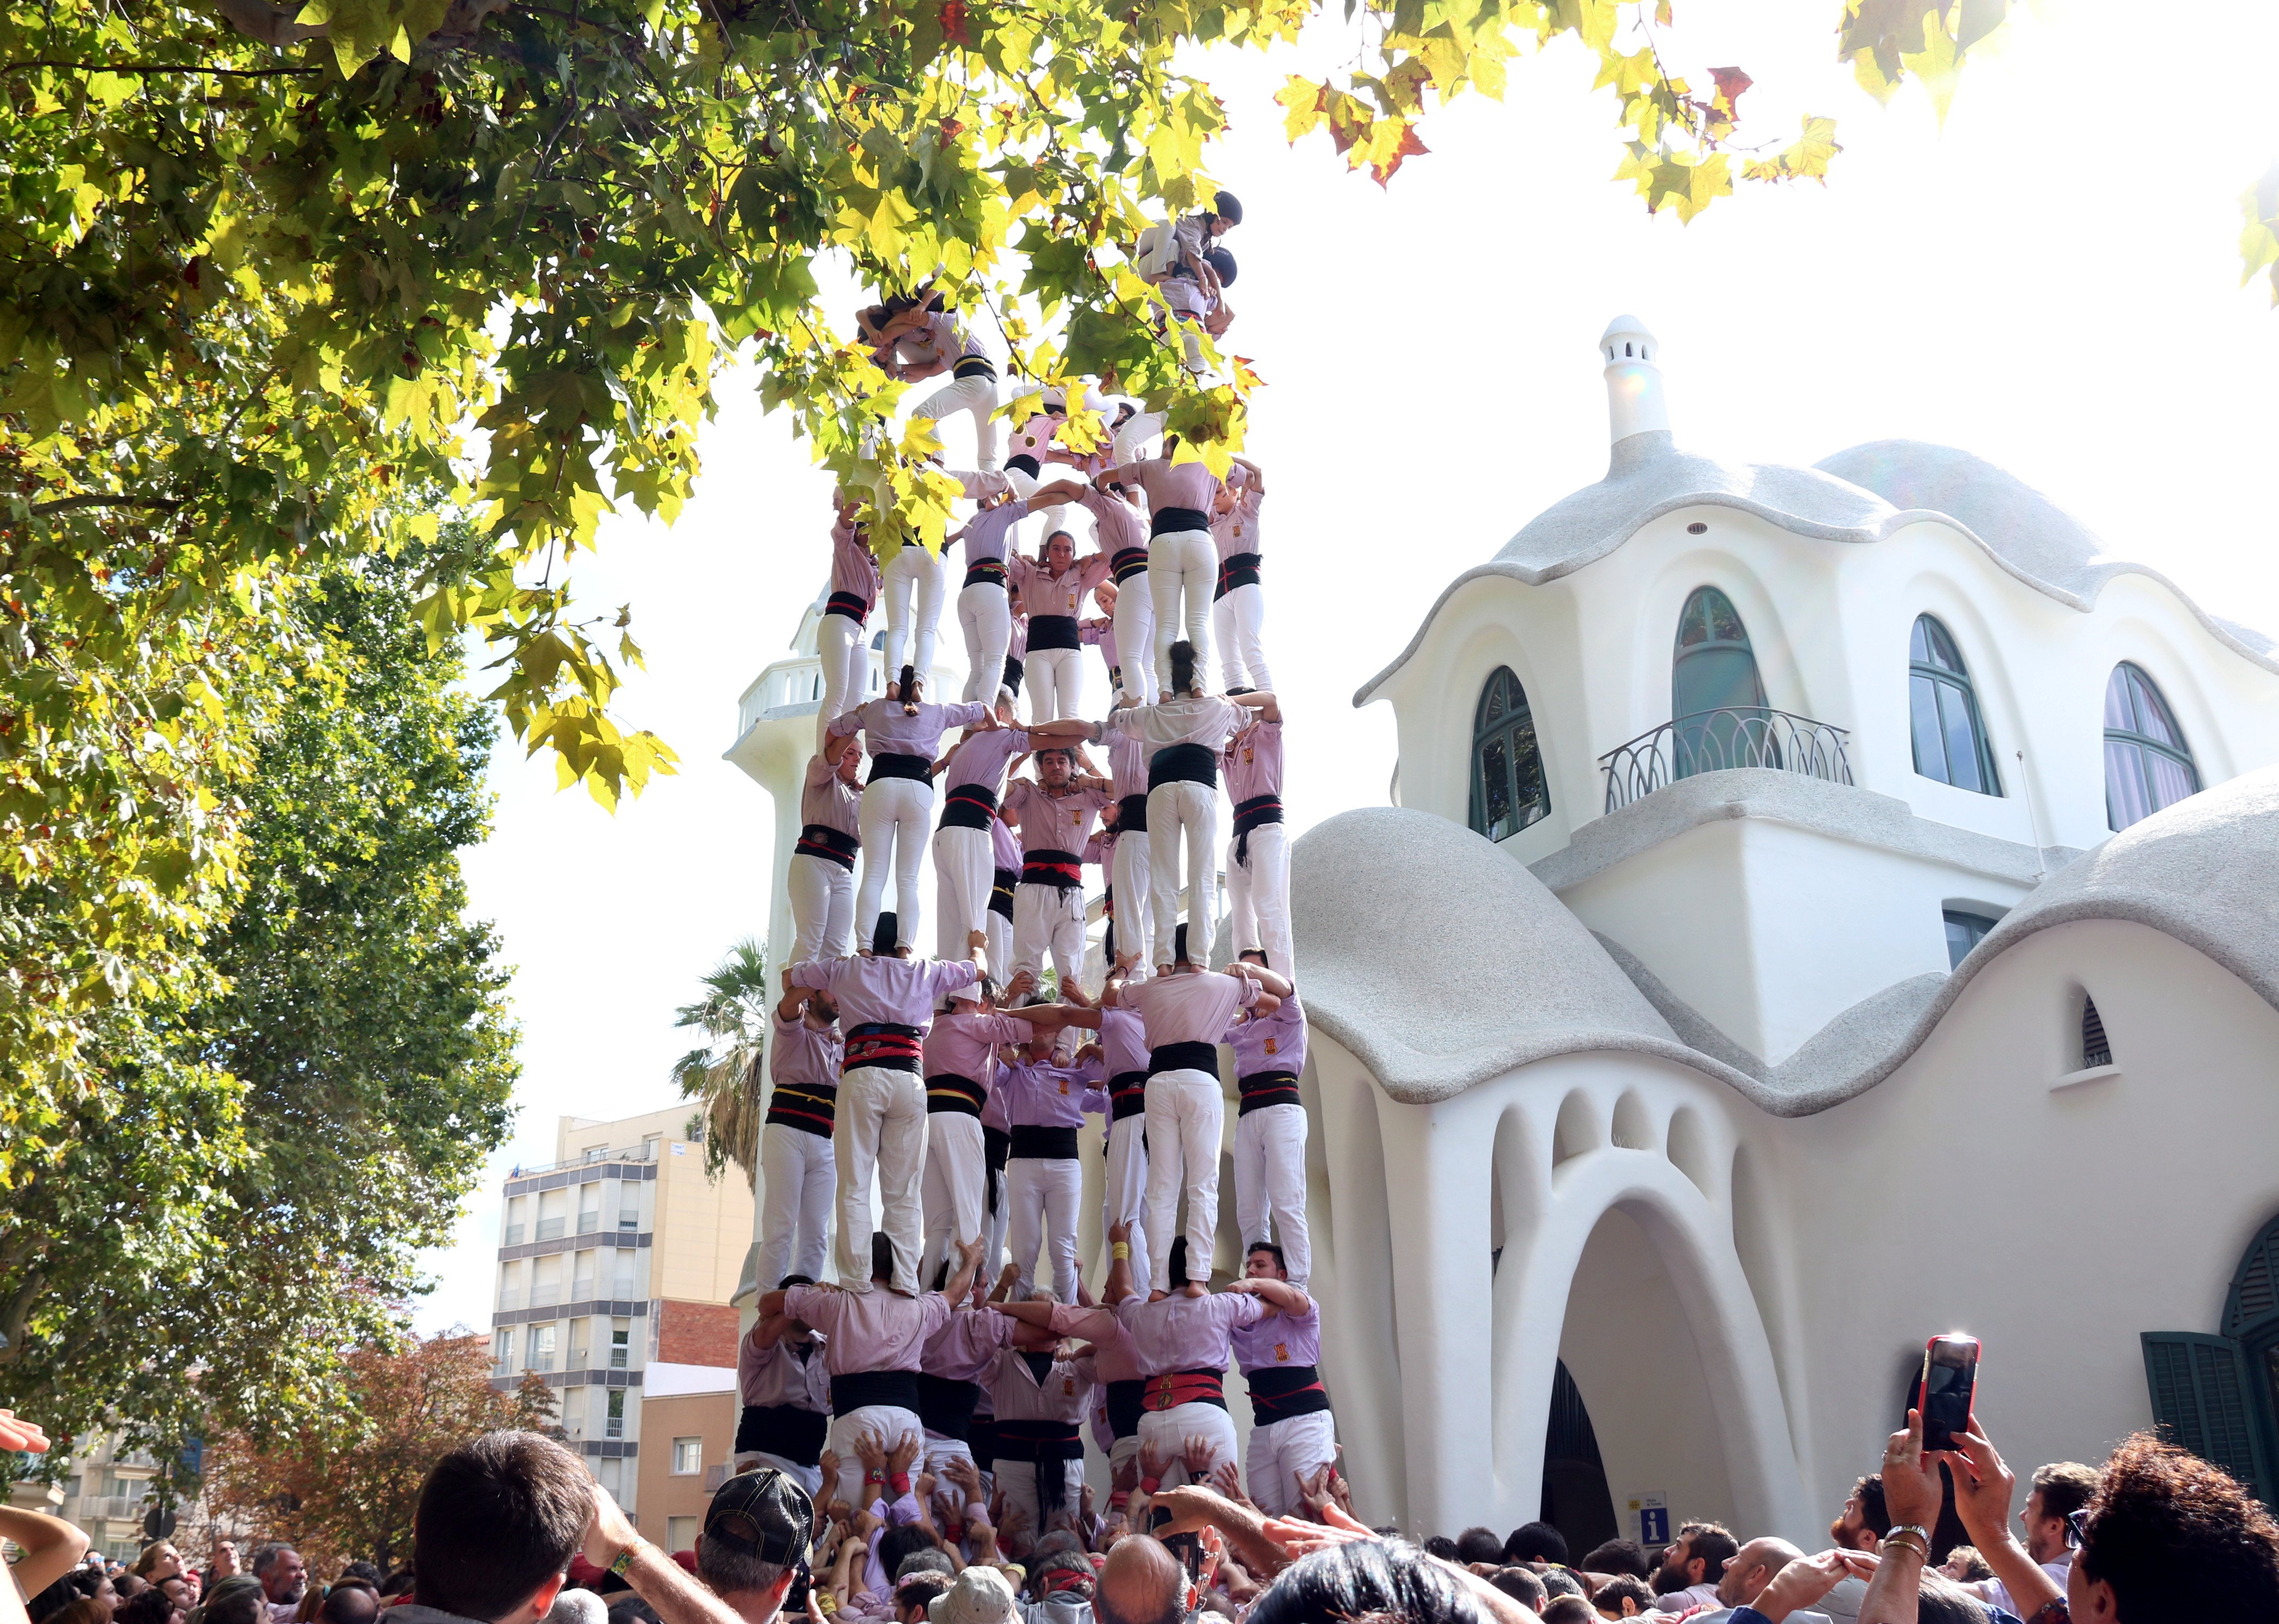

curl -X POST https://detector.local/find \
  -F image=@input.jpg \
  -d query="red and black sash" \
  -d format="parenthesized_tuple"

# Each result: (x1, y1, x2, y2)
(844, 1023, 923, 1073)
(868, 751, 933, 785)
(826, 589, 871, 623)
(1142, 1367, 1226, 1412)
(1237, 1069, 1301, 1117)
(766, 1079, 839, 1138)
(795, 823, 859, 870)
(1232, 794, 1283, 865)
(989, 867, 1017, 920)
(830, 1369, 922, 1414)
(1214, 551, 1262, 601)
(1109, 1070, 1148, 1121)
(1149, 1040, 1217, 1077)
(1021, 848, 1082, 893)
(1111, 545, 1149, 585)
(941, 782, 998, 831)
(926, 1072, 987, 1116)
(963, 557, 1007, 591)
(992, 1418, 1085, 1461)
(1118, 793, 1149, 833)
(1245, 1363, 1330, 1424)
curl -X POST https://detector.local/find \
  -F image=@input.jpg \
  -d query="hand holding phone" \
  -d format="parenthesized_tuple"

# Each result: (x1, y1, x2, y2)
(1918, 1334, 1981, 1453)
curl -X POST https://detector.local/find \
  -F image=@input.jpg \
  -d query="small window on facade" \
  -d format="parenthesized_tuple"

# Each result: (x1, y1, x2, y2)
(2104, 663, 2201, 831)
(1468, 667, 1550, 842)
(2082, 996, 2112, 1069)
(1909, 617, 2003, 795)
(672, 1437, 703, 1475)
(605, 1388, 626, 1438)
(1942, 909, 1998, 969)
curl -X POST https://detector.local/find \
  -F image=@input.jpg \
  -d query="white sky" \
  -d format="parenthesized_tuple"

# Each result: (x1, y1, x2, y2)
(414, 0, 2279, 1332)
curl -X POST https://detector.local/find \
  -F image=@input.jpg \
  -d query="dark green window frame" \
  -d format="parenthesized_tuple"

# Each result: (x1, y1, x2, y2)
(1908, 615, 2003, 796)
(1469, 666, 1550, 843)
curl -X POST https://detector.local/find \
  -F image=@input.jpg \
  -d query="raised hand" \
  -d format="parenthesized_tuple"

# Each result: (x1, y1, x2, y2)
(1182, 1434, 1217, 1477)
(1209, 1459, 1249, 1507)
(0, 1411, 51, 1453)
(1138, 1438, 1170, 1485)
(888, 1432, 922, 1480)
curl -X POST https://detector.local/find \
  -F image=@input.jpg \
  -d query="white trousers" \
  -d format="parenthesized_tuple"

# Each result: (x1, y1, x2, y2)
(1233, 1103, 1310, 1287)
(1111, 823, 1156, 974)
(1212, 582, 1271, 692)
(1007, 1155, 1083, 1303)
(756, 1123, 836, 1292)
(1149, 530, 1216, 693)
(1143, 1068, 1223, 1294)
(1013, 881, 1087, 988)
(828, 1405, 922, 1506)
(931, 824, 994, 964)
(1138, 1402, 1237, 1486)
(788, 852, 856, 966)
(921, 1435, 974, 1481)
(982, 1139, 1010, 1280)
(1113, 569, 1158, 704)
(1113, 410, 1166, 465)
(986, 905, 1013, 994)
(1103, 1112, 1151, 1291)
(880, 547, 949, 692)
(834, 1064, 927, 1295)
(736, 1452, 825, 1497)
(1025, 646, 1085, 722)
(959, 582, 1013, 704)
(817, 610, 870, 750)
(856, 777, 933, 951)
(912, 373, 1000, 470)
(1147, 781, 1220, 970)
(992, 1458, 1086, 1533)
(1246, 1410, 1337, 1518)
(1226, 819, 1293, 979)
(920, 1111, 986, 1286)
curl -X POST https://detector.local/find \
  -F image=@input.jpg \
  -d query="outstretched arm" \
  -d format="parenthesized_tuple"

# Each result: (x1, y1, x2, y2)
(1225, 1277, 1310, 1317)
(1230, 962, 1292, 999)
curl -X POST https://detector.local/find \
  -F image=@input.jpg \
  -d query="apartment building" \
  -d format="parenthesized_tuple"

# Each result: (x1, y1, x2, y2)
(489, 1106, 751, 1521)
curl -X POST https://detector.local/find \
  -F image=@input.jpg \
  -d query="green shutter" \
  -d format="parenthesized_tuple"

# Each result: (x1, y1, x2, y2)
(2142, 1331, 2273, 1502)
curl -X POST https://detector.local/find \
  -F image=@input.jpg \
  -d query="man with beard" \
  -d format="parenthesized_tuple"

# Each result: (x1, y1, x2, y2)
(248, 1548, 305, 1624)
(1650, 1523, 1736, 1613)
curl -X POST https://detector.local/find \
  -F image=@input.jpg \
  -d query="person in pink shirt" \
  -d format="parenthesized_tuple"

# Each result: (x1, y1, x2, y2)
(1076, 480, 1153, 704)
(788, 940, 982, 1295)
(1099, 448, 1222, 697)
(1000, 749, 1113, 994)
(1223, 957, 1308, 1292)
(969, 1310, 1097, 1541)
(820, 490, 882, 751)
(1222, 691, 1290, 980)
(1229, 1241, 1333, 1518)
(991, 1286, 1151, 1479)
(1120, 956, 1280, 1294)
(1097, 718, 1159, 977)
(1006, 529, 1113, 723)
(993, 1036, 1109, 1304)
(827, 682, 994, 956)
(1106, 1223, 1269, 1486)
(734, 1272, 833, 1491)
(1208, 455, 1270, 694)
(951, 479, 1085, 710)
(790, 732, 863, 966)
(887, 302, 1000, 473)
(758, 969, 843, 1294)
(928, 722, 1032, 966)
(985, 811, 1019, 994)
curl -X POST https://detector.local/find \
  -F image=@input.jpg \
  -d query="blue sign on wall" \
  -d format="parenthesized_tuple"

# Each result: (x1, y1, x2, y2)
(1639, 1506, 1670, 1546)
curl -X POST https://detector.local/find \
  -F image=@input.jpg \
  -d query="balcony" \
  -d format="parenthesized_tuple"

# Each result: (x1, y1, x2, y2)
(503, 1223, 525, 1246)
(1600, 708, 1854, 814)
(535, 1216, 567, 1240)
(81, 1496, 150, 1520)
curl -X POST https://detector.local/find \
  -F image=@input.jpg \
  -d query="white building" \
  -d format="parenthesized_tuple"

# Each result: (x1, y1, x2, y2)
(1292, 317, 2279, 1545)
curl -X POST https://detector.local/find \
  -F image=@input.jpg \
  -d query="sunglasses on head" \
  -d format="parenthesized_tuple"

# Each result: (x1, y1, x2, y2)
(2066, 1508, 2090, 1549)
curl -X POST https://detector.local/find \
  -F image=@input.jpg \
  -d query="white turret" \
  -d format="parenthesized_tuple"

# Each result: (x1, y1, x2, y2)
(1600, 315, 1669, 445)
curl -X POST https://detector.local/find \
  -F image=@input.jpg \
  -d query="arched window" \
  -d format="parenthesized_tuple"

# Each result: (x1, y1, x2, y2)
(1470, 667, 1549, 842)
(1908, 616, 2002, 795)
(2142, 1214, 2279, 1503)
(1672, 587, 1767, 778)
(2104, 663, 2200, 831)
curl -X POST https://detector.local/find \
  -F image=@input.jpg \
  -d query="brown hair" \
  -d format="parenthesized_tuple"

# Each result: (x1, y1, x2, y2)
(413, 1430, 591, 1622)
(2075, 1431, 2279, 1620)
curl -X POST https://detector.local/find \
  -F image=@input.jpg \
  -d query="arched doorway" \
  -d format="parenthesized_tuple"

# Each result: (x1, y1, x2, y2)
(1672, 587, 1769, 778)
(1541, 1359, 1619, 1555)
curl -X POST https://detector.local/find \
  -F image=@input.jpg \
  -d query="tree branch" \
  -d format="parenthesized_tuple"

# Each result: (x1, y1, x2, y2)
(30, 494, 184, 516)
(1, 59, 322, 76)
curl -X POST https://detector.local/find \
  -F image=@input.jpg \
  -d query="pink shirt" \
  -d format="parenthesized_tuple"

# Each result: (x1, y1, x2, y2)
(994, 1056, 1109, 1129)
(1210, 482, 1264, 562)
(828, 697, 990, 758)
(941, 728, 1031, 795)
(1113, 1291, 1264, 1378)
(1007, 552, 1112, 619)
(1106, 694, 1252, 761)
(1230, 1299, 1320, 1374)
(740, 1330, 832, 1410)
(1099, 1006, 1149, 1079)
(1106, 730, 1149, 801)
(831, 522, 880, 608)
(1223, 718, 1283, 802)
(954, 499, 1031, 566)
(1048, 1303, 1144, 1384)
(987, 1348, 1094, 1426)
(924, 1307, 1012, 1383)
(788, 956, 978, 1032)
(923, 1009, 1032, 1084)
(1124, 968, 1257, 1049)
(1082, 617, 1118, 679)
(802, 755, 861, 838)
(782, 1285, 954, 1376)
(1123, 456, 1221, 520)
(897, 310, 986, 369)
(1002, 780, 1113, 856)
(1078, 486, 1146, 555)
(990, 815, 1021, 871)
(1225, 993, 1304, 1079)
(1006, 613, 1028, 661)
(771, 1007, 843, 1090)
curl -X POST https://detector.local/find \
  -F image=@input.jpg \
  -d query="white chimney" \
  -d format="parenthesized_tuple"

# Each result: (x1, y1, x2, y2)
(1600, 315, 1669, 446)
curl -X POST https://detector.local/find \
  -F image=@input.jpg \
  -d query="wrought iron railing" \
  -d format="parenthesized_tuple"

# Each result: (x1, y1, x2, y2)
(1599, 707, 1854, 813)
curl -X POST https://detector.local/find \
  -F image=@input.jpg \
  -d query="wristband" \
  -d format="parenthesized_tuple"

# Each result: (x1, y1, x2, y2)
(1880, 1531, 1930, 1560)
(1111, 1242, 1130, 1260)
(1139, 1476, 1160, 1495)
(1886, 1523, 1932, 1545)
(1109, 1490, 1130, 1510)
(608, 1541, 641, 1579)
(889, 1471, 911, 1495)
(867, 1468, 886, 1483)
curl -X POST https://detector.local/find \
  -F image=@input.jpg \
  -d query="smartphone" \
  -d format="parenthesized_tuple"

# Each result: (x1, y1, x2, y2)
(1918, 1333, 1980, 1452)
(1150, 1504, 1205, 1582)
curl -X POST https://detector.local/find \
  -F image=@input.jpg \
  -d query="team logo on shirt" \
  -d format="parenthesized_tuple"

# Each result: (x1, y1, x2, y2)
(1057, 1075, 1069, 1095)
(1274, 1342, 1289, 1362)
(1264, 1037, 1278, 1055)
(1063, 1378, 1077, 1396)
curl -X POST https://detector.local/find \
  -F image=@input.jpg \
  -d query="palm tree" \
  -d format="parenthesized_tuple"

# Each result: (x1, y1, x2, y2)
(667, 937, 771, 1182)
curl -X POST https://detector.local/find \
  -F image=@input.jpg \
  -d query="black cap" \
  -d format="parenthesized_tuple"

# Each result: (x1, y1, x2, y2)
(704, 1467, 814, 1565)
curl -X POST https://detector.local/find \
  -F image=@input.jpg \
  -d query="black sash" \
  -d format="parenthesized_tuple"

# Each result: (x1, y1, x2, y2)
(831, 1370, 922, 1414)
(1232, 794, 1283, 865)
(1148, 743, 1217, 790)
(1006, 452, 1042, 477)
(1151, 506, 1210, 538)
(1029, 614, 1080, 651)
(826, 590, 871, 622)
(1010, 1124, 1079, 1159)
(963, 558, 1007, 590)
(966, 1414, 999, 1464)
(1238, 1069, 1301, 1116)
(989, 867, 1017, 920)
(868, 751, 934, 785)
(795, 823, 860, 870)
(941, 782, 999, 831)
(953, 355, 997, 380)
(1104, 1379, 1145, 1439)
(1246, 1363, 1331, 1424)
(1143, 1366, 1227, 1412)
(1021, 848, 1082, 893)
(1214, 551, 1262, 601)
(926, 1072, 987, 1116)
(991, 1419, 1084, 1461)
(845, 1023, 923, 1074)
(1117, 792, 1149, 833)
(915, 1374, 982, 1440)
(1109, 1071, 1148, 1121)
(983, 1124, 1010, 1216)
(736, 1402, 829, 1465)
(767, 1080, 839, 1137)
(1111, 545, 1149, 584)
(1149, 1040, 1217, 1077)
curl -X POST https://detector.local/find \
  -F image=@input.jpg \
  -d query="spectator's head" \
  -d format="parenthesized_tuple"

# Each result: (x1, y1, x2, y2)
(1487, 1568, 1543, 1612)
(158, 1580, 191, 1610)
(1504, 1522, 1569, 1566)
(1941, 1546, 1994, 1583)
(893, 1574, 951, 1624)
(1030, 1551, 1095, 1606)
(414, 1430, 592, 1623)
(1420, 1537, 1458, 1563)
(29, 1577, 81, 1624)
(1453, 1528, 1505, 1567)
(249, 1548, 306, 1606)
(196, 1577, 266, 1624)
(208, 1545, 241, 1582)
(604, 1596, 659, 1624)
(1541, 1570, 1584, 1599)
(50, 1601, 109, 1624)
(1580, 1541, 1652, 1580)
(113, 1588, 176, 1624)
(2070, 1431, 2279, 1623)
(2020, 1461, 2101, 1566)
(133, 1546, 183, 1584)
(1591, 1574, 1652, 1619)
(70, 1569, 118, 1618)
(1652, 1524, 1735, 1595)
(1832, 1475, 1891, 1553)
(1714, 1538, 1803, 1610)
(877, 1526, 938, 1586)
(926, 1567, 1017, 1624)
(697, 1466, 814, 1624)
(1248, 1540, 1484, 1624)
(1095, 1533, 1189, 1624)
(896, 1552, 955, 1582)
(114, 1580, 147, 1602)
(1914, 1572, 1995, 1624)
(376, 1573, 415, 1603)
(1244, 1243, 1288, 1283)
(317, 1585, 378, 1624)
(337, 1569, 380, 1591)
(1542, 1599, 1597, 1624)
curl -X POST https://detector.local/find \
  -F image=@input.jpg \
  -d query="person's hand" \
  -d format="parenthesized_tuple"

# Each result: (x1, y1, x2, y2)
(1880, 1410, 1945, 1530)
(1182, 1434, 1217, 1477)
(1111, 1452, 1141, 1496)
(1107, 1219, 1130, 1245)
(998, 1499, 1032, 1542)
(1138, 1438, 1169, 1484)
(915, 1471, 938, 1504)
(1006, 969, 1037, 999)
(581, 1480, 642, 1567)
(1748, 1549, 1868, 1624)
(1208, 1460, 1249, 1508)
(1935, 1423, 2020, 1549)
(888, 1433, 922, 1480)
(0, 1411, 51, 1452)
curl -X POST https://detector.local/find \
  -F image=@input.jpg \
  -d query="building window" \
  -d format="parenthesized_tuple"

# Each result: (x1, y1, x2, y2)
(1672, 587, 1767, 779)
(572, 1249, 597, 1301)
(2104, 663, 2200, 831)
(578, 1182, 602, 1235)
(528, 1323, 558, 1373)
(610, 1319, 631, 1369)
(672, 1437, 703, 1476)
(1942, 909, 1998, 969)
(1468, 667, 1549, 842)
(492, 1327, 516, 1376)
(1908, 616, 2002, 795)
(666, 1517, 699, 1555)
(2082, 996, 2112, 1069)
(2141, 1212, 2279, 1504)
(605, 1388, 626, 1439)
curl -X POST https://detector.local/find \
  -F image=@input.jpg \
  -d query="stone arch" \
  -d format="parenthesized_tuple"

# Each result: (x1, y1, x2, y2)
(1553, 1089, 1602, 1170)
(1612, 1088, 1658, 1151)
